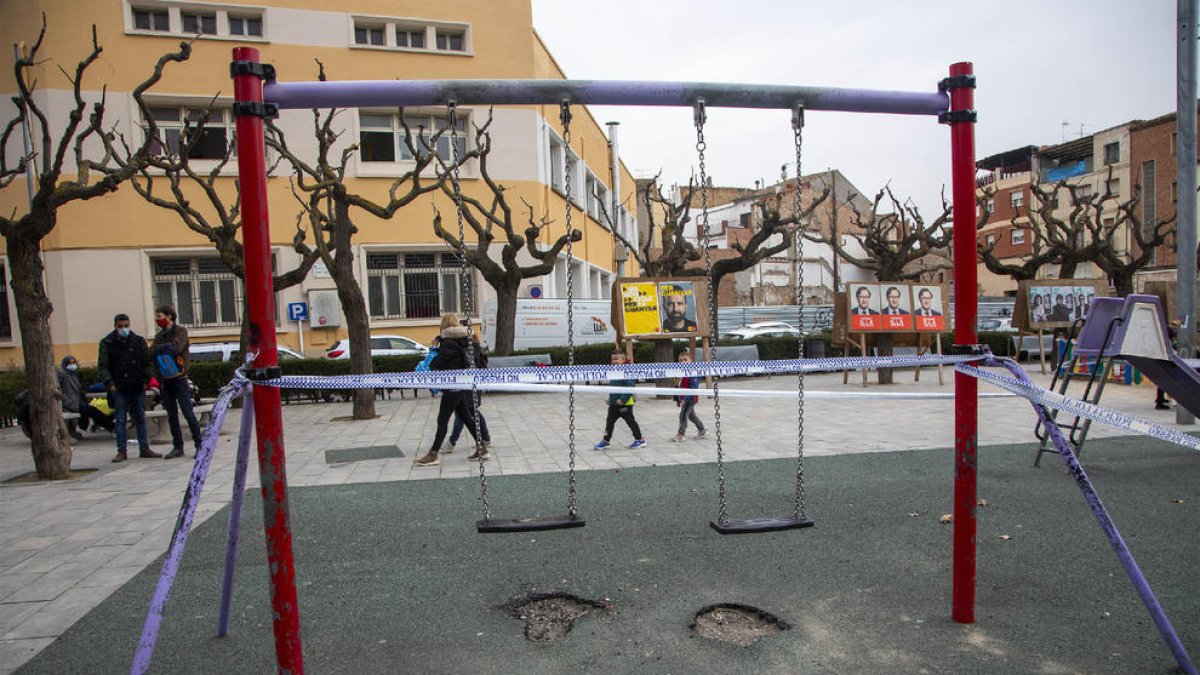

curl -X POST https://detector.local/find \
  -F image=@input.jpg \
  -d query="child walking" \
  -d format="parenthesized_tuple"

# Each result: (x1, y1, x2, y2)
(672, 352, 706, 441)
(595, 351, 646, 450)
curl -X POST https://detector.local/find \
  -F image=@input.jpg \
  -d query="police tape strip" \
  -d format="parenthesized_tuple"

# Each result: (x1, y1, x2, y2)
(411, 381, 1016, 399)
(955, 363, 1200, 451)
(253, 353, 980, 390)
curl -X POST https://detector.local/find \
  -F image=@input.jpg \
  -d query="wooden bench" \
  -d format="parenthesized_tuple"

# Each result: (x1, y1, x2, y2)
(65, 403, 215, 440)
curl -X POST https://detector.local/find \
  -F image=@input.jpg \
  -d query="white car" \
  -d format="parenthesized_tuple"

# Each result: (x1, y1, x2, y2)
(190, 341, 305, 363)
(325, 334, 428, 359)
(976, 317, 1017, 333)
(721, 322, 803, 340)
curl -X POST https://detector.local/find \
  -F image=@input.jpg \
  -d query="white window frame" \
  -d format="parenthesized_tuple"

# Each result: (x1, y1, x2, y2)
(1011, 229, 1026, 245)
(985, 198, 995, 213)
(356, 109, 472, 178)
(1009, 191, 1024, 209)
(1106, 178, 1120, 197)
(348, 15, 472, 55)
(151, 256, 244, 329)
(144, 104, 235, 161)
(123, 2, 267, 42)
(547, 131, 565, 193)
(364, 251, 473, 321)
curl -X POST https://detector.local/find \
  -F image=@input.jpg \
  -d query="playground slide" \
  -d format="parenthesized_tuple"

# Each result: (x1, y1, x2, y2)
(1123, 353, 1200, 418)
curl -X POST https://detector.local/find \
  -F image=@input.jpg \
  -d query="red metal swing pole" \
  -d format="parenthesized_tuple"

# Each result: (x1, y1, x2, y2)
(946, 61, 978, 624)
(232, 46, 305, 672)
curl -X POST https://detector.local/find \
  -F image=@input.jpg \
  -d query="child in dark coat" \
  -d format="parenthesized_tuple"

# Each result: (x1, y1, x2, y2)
(671, 352, 706, 441)
(594, 352, 646, 450)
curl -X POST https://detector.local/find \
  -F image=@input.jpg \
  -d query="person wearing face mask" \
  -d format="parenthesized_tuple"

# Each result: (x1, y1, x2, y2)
(97, 313, 159, 463)
(57, 355, 115, 440)
(151, 305, 202, 460)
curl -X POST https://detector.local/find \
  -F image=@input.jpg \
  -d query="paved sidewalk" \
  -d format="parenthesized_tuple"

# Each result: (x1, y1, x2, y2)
(0, 364, 1192, 672)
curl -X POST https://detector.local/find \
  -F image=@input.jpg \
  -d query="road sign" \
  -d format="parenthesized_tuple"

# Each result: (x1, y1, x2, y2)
(287, 302, 308, 322)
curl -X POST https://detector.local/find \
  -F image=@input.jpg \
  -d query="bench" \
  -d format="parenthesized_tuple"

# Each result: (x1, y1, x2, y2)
(1013, 334, 1055, 361)
(487, 354, 553, 369)
(712, 344, 759, 362)
(65, 403, 215, 440)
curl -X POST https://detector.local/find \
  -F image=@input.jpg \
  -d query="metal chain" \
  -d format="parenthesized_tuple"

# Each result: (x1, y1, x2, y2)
(560, 99, 579, 519)
(791, 104, 807, 519)
(694, 100, 729, 527)
(447, 102, 491, 521)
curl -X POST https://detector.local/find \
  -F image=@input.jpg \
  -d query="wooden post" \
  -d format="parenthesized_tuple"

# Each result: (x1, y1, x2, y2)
(1038, 328, 1048, 374)
(701, 336, 712, 388)
(936, 333, 945, 385)
(860, 334, 869, 388)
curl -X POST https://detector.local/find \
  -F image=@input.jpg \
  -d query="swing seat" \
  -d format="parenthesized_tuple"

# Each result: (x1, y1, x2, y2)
(710, 515, 814, 535)
(477, 514, 585, 533)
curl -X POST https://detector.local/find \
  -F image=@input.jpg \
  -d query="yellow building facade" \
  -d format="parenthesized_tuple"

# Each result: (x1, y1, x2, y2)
(0, 0, 639, 365)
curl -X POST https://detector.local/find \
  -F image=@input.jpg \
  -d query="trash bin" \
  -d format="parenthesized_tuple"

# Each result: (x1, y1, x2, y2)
(805, 336, 827, 359)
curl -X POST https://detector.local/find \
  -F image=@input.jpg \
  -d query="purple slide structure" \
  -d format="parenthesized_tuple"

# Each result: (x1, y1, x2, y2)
(1074, 294, 1200, 417)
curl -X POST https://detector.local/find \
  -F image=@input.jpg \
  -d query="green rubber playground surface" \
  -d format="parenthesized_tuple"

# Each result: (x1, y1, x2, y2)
(18, 436, 1200, 674)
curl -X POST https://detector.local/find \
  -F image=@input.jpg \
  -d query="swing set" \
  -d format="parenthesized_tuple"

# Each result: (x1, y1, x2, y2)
(229, 50, 982, 673)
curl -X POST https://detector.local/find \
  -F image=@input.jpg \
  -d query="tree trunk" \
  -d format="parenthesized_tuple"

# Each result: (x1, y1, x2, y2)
(491, 281, 519, 356)
(8, 232, 73, 479)
(1112, 272, 1135, 297)
(331, 201, 375, 419)
(653, 339, 675, 397)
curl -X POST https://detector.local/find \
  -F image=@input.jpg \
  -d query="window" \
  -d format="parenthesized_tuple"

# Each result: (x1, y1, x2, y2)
(396, 27, 425, 48)
(985, 233, 997, 247)
(1073, 184, 1093, 204)
(229, 15, 262, 37)
(1172, 181, 1178, 205)
(354, 23, 385, 46)
(1009, 190, 1024, 209)
(366, 253, 472, 319)
(1106, 178, 1120, 197)
(1103, 142, 1119, 165)
(145, 106, 233, 160)
(739, 212, 752, 227)
(153, 257, 241, 328)
(547, 133, 564, 192)
(1011, 229, 1026, 245)
(1172, 132, 1178, 155)
(435, 29, 465, 51)
(133, 7, 169, 31)
(985, 198, 995, 213)
(182, 12, 217, 35)
(359, 112, 466, 163)
(585, 175, 598, 218)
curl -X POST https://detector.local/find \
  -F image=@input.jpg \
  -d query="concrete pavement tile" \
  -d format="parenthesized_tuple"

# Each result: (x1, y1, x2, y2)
(77, 565, 143, 589)
(0, 602, 44, 637)
(3, 537, 62, 552)
(0, 574, 41, 603)
(0, 550, 36, 569)
(0, 637, 55, 675)
(2, 585, 118, 640)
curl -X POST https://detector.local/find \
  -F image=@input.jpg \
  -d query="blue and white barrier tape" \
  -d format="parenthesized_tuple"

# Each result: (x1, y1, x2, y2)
(424, 381, 1015, 399)
(956, 363, 1200, 451)
(255, 353, 979, 391)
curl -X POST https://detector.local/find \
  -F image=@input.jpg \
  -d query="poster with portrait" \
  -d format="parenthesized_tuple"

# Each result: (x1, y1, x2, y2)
(848, 284, 882, 331)
(614, 277, 710, 339)
(911, 285, 947, 331)
(1013, 279, 1109, 331)
(878, 284, 914, 331)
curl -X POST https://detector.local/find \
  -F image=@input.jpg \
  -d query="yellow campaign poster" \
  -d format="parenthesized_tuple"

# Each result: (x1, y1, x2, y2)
(620, 281, 663, 336)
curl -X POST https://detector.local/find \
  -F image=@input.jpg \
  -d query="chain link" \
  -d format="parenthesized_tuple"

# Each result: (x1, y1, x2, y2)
(791, 104, 807, 519)
(447, 103, 491, 521)
(560, 99, 579, 519)
(694, 100, 729, 527)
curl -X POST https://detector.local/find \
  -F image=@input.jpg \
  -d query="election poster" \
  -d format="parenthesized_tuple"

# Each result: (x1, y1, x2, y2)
(848, 284, 882, 331)
(614, 277, 710, 339)
(911, 285, 946, 332)
(1013, 279, 1108, 331)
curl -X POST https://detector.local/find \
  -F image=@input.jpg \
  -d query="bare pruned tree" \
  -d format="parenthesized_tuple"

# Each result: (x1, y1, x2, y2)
(129, 103, 320, 346)
(0, 17, 190, 479)
(977, 165, 1176, 295)
(430, 114, 580, 356)
(266, 64, 477, 418)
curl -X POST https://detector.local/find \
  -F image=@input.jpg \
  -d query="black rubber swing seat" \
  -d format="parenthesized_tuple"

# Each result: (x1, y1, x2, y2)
(709, 515, 814, 535)
(477, 515, 585, 533)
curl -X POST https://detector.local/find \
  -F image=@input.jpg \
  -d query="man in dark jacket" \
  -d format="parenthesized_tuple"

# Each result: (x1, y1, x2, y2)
(152, 305, 202, 459)
(98, 313, 160, 462)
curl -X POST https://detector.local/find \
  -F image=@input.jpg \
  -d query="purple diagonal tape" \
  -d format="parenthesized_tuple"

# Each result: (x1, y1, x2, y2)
(217, 387, 255, 637)
(131, 384, 243, 675)
(989, 358, 1197, 675)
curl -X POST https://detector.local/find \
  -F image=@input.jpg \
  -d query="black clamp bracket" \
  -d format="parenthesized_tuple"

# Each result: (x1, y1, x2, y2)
(230, 60, 276, 81)
(244, 365, 283, 381)
(938, 109, 977, 125)
(938, 74, 976, 92)
(232, 101, 279, 119)
(948, 343, 990, 357)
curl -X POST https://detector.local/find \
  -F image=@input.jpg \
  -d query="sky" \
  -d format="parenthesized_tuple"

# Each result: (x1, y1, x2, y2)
(530, 0, 1180, 217)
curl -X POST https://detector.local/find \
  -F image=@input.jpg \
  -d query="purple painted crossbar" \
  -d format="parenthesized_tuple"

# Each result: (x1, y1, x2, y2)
(264, 79, 949, 116)
(991, 357, 1197, 675)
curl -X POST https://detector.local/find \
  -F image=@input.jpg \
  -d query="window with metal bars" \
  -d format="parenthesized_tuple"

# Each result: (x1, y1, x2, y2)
(366, 252, 471, 320)
(0, 262, 10, 340)
(152, 257, 254, 328)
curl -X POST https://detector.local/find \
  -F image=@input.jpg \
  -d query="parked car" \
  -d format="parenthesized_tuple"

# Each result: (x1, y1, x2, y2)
(976, 317, 1017, 333)
(325, 334, 428, 359)
(190, 341, 305, 363)
(721, 322, 803, 340)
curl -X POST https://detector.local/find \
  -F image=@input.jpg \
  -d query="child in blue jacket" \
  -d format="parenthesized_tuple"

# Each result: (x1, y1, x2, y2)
(595, 351, 646, 450)
(671, 352, 707, 441)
